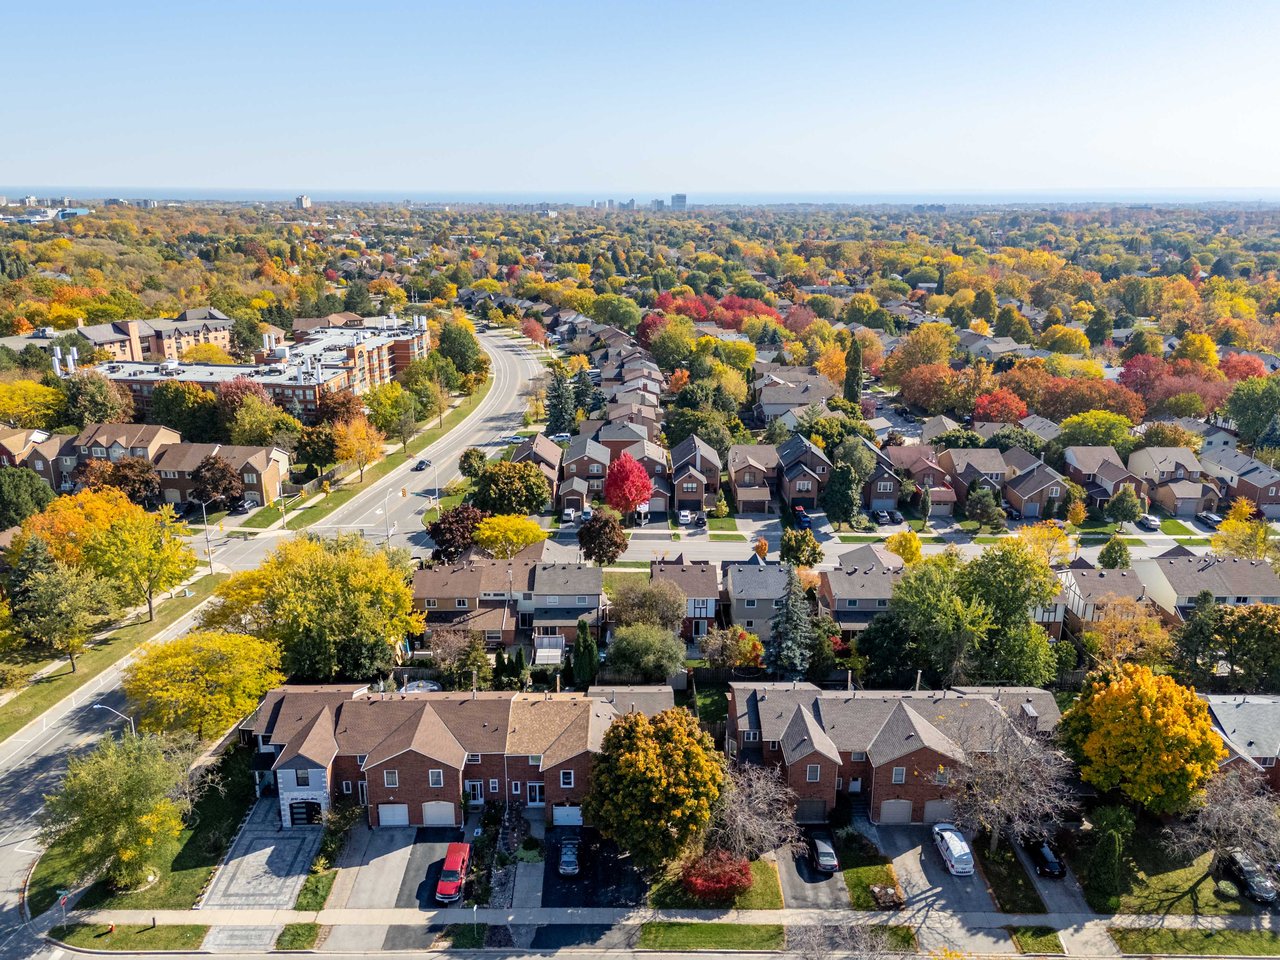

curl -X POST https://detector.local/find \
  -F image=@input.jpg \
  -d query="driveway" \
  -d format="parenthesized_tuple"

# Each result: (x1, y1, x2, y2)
(1012, 839, 1092, 914)
(876, 825, 997, 913)
(541, 829, 646, 908)
(341, 825, 462, 909)
(398, 827, 465, 908)
(776, 837, 849, 909)
(201, 799, 321, 909)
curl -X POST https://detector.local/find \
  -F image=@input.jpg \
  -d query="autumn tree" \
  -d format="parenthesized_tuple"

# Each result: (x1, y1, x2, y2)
(103, 456, 160, 504)
(0, 466, 53, 530)
(191, 453, 243, 505)
(884, 529, 922, 564)
(1082, 595, 1170, 666)
(61, 370, 133, 427)
(1104, 485, 1143, 525)
(603, 453, 652, 521)
(780, 527, 822, 567)
(364, 381, 419, 450)
(316, 386, 364, 426)
(1097, 535, 1130, 569)
(473, 514, 547, 559)
(470, 460, 550, 515)
(124, 631, 283, 738)
(707, 763, 799, 860)
(1061, 664, 1225, 815)
(84, 508, 197, 621)
(181, 343, 235, 364)
(230, 395, 301, 449)
(605, 624, 685, 682)
(577, 508, 628, 566)
(458, 446, 488, 480)
(698, 626, 763, 668)
(333, 414, 385, 482)
(1056, 410, 1136, 453)
(14, 486, 136, 567)
(611, 580, 686, 633)
(584, 709, 724, 868)
(1211, 497, 1278, 561)
(1066, 498, 1087, 528)
(973, 388, 1027, 424)
(427, 503, 489, 561)
(1016, 521, 1073, 568)
(13, 561, 116, 670)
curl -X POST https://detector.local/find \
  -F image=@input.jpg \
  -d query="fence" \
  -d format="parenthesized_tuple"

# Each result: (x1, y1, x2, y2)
(692, 665, 769, 685)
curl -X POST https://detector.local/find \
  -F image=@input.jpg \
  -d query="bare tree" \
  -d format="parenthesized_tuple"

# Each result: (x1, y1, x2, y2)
(707, 763, 801, 859)
(787, 923, 902, 960)
(1165, 766, 1280, 877)
(948, 720, 1073, 853)
(424, 628, 472, 677)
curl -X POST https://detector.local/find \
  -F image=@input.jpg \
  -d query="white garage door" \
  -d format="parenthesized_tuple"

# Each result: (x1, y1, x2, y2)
(378, 803, 409, 827)
(878, 799, 913, 825)
(552, 805, 583, 826)
(923, 799, 954, 823)
(870, 496, 896, 511)
(422, 801, 456, 826)
(647, 495, 666, 513)
(1021, 501, 1040, 518)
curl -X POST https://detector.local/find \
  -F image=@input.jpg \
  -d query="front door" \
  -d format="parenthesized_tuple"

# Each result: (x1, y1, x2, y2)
(465, 780, 484, 804)
(848, 778, 862, 794)
(358, 781, 368, 805)
(526, 782, 545, 806)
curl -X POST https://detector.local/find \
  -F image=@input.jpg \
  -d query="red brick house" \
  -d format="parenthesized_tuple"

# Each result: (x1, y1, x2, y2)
(153, 442, 289, 507)
(727, 444, 780, 514)
(777, 435, 830, 511)
(559, 436, 609, 509)
(671, 434, 722, 512)
(651, 555, 719, 640)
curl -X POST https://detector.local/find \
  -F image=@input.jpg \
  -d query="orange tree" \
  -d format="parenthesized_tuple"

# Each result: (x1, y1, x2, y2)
(1060, 664, 1225, 814)
(584, 708, 724, 869)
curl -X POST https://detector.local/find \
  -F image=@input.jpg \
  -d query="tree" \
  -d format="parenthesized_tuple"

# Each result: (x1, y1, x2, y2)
(199, 534, 422, 682)
(316, 387, 364, 426)
(0, 380, 65, 429)
(611, 580, 687, 633)
(545, 370, 576, 434)
(1215, 604, 1280, 692)
(1085, 305, 1114, 347)
(150, 380, 218, 442)
(949, 720, 1073, 853)
(819, 463, 861, 529)
(1172, 332, 1219, 368)
(424, 629, 485, 690)
(780, 528, 822, 567)
(603, 453, 652, 520)
(1165, 767, 1280, 879)
(919, 485, 932, 528)
(842, 337, 862, 403)
(1173, 590, 1222, 686)
(883, 322, 958, 385)
(105, 456, 160, 504)
(1056, 410, 1136, 453)
(1097, 536, 1131, 569)
(584, 709, 723, 869)
(1066, 498, 1088, 528)
(333, 414, 384, 482)
(363, 382, 418, 449)
(973, 388, 1027, 423)
(181, 342, 235, 364)
(605, 624, 684, 682)
(297, 423, 337, 470)
(1211, 498, 1279, 561)
(572, 619, 597, 688)
(230, 395, 301, 448)
(1060, 664, 1226, 815)
(1016, 521, 1073, 568)
(766, 566, 815, 680)
(1082, 595, 1171, 666)
(1104, 486, 1143, 524)
(1039, 324, 1091, 355)
(577, 509, 627, 566)
(573, 368, 597, 413)
(427, 504, 489, 561)
(884, 529, 922, 564)
(84, 507, 197, 621)
(0, 466, 53, 529)
(964, 486, 1006, 530)
(698, 626, 763, 668)
(707, 763, 800, 860)
(13, 561, 116, 670)
(438, 317, 483, 374)
(471, 460, 550, 515)
(343, 280, 374, 316)
(189, 454, 243, 506)
(123, 631, 283, 739)
(458, 447, 488, 480)
(40, 732, 200, 890)
(13, 486, 135, 567)
(61, 370, 133, 427)
(1224, 375, 1280, 445)
(473, 514, 547, 559)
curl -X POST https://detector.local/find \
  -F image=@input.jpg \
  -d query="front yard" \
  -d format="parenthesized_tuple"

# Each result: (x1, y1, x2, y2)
(832, 828, 899, 910)
(639, 922, 785, 951)
(975, 840, 1045, 913)
(1110, 928, 1280, 956)
(50, 924, 209, 952)
(1007, 925, 1065, 954)
(649, 859, 783, 909)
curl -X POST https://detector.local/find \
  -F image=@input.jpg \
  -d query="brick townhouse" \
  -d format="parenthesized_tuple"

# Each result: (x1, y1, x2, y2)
(152, 442, 289, 507)
(241, 686, 619, 829)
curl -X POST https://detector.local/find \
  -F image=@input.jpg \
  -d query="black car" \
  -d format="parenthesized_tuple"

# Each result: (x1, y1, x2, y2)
(1022, 837, 1066, 879)
(695, 513, 707, 528)
(413, 459, 429, 472)
(888, 509, 904, 524)
(229, 500, 250, 515)
(874, 510, 891, 525)
(1224, 850, 1278, 903)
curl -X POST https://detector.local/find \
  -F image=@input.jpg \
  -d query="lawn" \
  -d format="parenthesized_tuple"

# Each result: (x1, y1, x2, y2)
(976, 840, 1045, 913)
(29, 744, 255, 917)
(276, 923, 320, 950)
(694, 683, 729, 723)
(839, 534, 883, 543)
(1007, 925, 1065, 954)
(1120, 537, 1146, 546)
(639, 922, 785, 951)
(443, 924, 488, 948)
(709, 533, 747, 541)
(295, 869, 336, 911)
(1072, 518, 1120, 535)
(1109, 928, 1280, 956)
(974, 534, 1010, 543)
(240, 494, 307, 529)
(0, 573, 228, 745)
(883, 925, 918, 951)
(50, 923, 209, 952)
(421, 481, 472, 525)
(707, 517, 737, 531)
(649, 859, 783, 909)
(603, 570, 648, 597)
(1176, 537, 1211, 546)
(832, 828, 899, 910)
(1161, 518, 1194, 535)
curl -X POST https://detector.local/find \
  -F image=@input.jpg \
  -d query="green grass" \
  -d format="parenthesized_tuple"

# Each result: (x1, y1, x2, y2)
(1007, 926, 1065, 954)
(694, 683, 730, 724)
(1109, 928, 1280, 956)
(1161, 518, 1194, 535)
(603, 570, 648, 597)
(974, 534, 1009, 543)
(276, 923, 320, 950)
(295, 869, 336, 911)
(29, 744, 255, 917)
(444, 924, 488, 948)
(240, 496, 303, 529)
(1120, 537, 1146, 546)
(609, 561, 651, 568)
(884, 926, 918, 951)
(976, 840, 1045, 913)
(833, 829, 899, 910)
(0, 574, 228, 745)
(1053, 689, 1078, 712)
(709, 533, 747, 541)
(1073, 518, 1120, 534)
(707, 517, 738, 531)
(839, 535, 883, 543)
(649, 859, 783, 909)
(1176, 537, 1211, 546)
(639, 923, 785, 951)
(49, 923, 209, 951)
(421, 483, 471, 525)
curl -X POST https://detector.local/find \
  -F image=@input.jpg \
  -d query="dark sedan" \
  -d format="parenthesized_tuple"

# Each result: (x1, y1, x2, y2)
(1022, 837, 1066, 878)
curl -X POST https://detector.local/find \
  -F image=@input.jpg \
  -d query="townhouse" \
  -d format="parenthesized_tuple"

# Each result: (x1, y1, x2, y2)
(937, 447, 1010, 506)
(858, 437, 902, 512)
(671, 434, 721, 513)
(1130, 555, 1280, 621)
(727, 444, 780, 514)
(1138, 417, 1237, 453)
(72, 422, 181, 466)
(1202, 695, 1280, 790)
(558, 436, 609, 512)
(884, 445, 956, 516)
(722, 555, 788, 638)
(651, 556, 719, 640)
(817, 545, 904, 638)
(777, 435, 831, 511)
(1198, 448, 1280, 518)
(1003, 460, 1069, 519)
(1063, 446, 1142, 512)
(621, 439, 671, 518)
(0, 426, 46, 468)
(152, 443, 289, 507)
(1127, 446, 1218, 517)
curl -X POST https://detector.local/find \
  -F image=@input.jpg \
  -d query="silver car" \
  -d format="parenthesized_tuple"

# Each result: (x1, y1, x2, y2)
(558, 839, 580, 877)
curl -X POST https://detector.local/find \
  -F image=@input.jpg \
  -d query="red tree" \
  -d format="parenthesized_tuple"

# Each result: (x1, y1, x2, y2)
(973, 388, 1028, 423)
(1221, 352, 1268, 381)
(784, 305, 817, 335)
(897, 363, 958, 415)
(1039, 378, 1146, 422)
(636, 313, 668, 349)
(1117, 354, 1170, 399)
(521, 318, 546, 344)
(603, 452, 652, 517)
(216, 375, 272, 424)
(681, 850, 753, 904)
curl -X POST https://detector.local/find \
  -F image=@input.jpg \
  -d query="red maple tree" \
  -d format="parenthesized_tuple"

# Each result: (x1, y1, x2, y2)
(973, 388, 1028, 423)
(603, 452, 652, 517)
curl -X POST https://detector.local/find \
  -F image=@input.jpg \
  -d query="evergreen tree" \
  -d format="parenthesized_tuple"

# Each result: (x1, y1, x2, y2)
(7, 535, 55, 610)
(919, 484, 932, 529)
(765, 566, 815, 680)
(1085, 305, 1113, 347)
(573, 368, 596, 413)
(819, 463, 860, 529)
(1257, 413, 1280, 452)
(513, 646, 528, 687)
(1098, 536, 1131, 570)
(546, 370, 577, 434)
(842, 337, 862, 403)
(343, 281, 374, 316)
(573, 619, 597, 688)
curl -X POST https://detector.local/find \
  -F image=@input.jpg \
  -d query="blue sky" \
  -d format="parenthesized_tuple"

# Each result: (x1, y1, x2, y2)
(5, 0, 1279, 199)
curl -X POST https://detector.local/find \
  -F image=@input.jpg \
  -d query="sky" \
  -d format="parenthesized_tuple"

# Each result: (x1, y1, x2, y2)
(6, 0, 1280, 201)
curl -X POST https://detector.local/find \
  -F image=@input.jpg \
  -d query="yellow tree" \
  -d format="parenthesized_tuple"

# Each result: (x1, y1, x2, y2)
(124, 631, 283, 739)
(1212, 497, 1278, 561)
(1061, 664, 1225, 815)
(334, 414, 385, 482)
(1016, 520, 1073, 567)
(0, 380, 65, 429)
(473, 515, 547, 559)
(14, 486, 137, 567)
(84, 507, 198, 621)
(1066, 499, 1087, 528)
(885, 529, 922, 565)
(1172, 332, 1219, 368)
(180, 343, 235, 364)
(1081, 595, 1171, 666)
(814, 346, 846, 388)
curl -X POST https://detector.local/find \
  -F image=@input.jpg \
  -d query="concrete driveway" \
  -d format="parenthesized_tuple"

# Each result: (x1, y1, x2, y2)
(342, 825, 462, 909)
(201, 799, 321, 909)
(876, 825, 997, 912)
(776, 839, 849, 909)
(1012, 839, 1091, 914)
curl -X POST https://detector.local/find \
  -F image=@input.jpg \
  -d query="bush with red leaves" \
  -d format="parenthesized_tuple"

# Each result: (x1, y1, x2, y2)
(681, 849, 753, 903)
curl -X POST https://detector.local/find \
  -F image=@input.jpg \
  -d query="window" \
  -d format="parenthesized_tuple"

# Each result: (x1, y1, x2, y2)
(1259, 757, 1276, 768)
(851, 751, 867, 762)
(576, 596, 588, 605)
(243, 473, 257, 484)
(455, 599, 468, 608)
(342, 780, 352, 794)
(384, 770, 399, 788)
(774, 599, 784, 608)
(1271, 487, 1277, 496)
(934, 769, 950, 786)
(1048, 485, 1061, 498)
(891, 767, 906, 784)
(1236, 596, 1249, 604)
(806, 764, 821, 782)
(295, 769, 311, 787)
(744, 471, 756, 484)
(817, 465, 826, 474)
(466, 753, 481, 764)
(512, 781, 522, 795)
(843, 598, 857, 609)
(357, 754, 367, 767)
(569, 464, 577, 474)
(877, 481, 893, 492)
(743, 730, 760, 743)
(876, 599, 888, 608)
(546, 595, 559, 606)
(428, 769, 444, 788)
(489, 779, 499, 793)
(796, 480, 813, 492)
(424, 599, 437, 608)
(768, 741, 779, 751)
(529, 755, 542, 766)
(589, 463, 602, 474)
(745, 599, 757, 608)
(836, 777, 843, 791)
(745, 620, 754, 628)
(560, 770, 575, 788)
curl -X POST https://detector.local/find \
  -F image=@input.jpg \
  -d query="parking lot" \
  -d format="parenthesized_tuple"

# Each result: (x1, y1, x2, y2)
(540, 828, 646, 908)
(776, 835, 849, 908)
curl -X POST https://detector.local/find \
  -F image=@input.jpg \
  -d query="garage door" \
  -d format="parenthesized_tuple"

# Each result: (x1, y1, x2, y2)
(870, 496, 896, 511)
(552, 805, 583, 826)
(1021, 501, 1040, 518)
(289, 800, 321, 826)
(878, 799, 913, 825)
(923, 799, 954, 823)
(795, 799, 827, 824)
(422, 801, 456, 826)
(378, 803, 409, 827)
(647, 495, 666, 514)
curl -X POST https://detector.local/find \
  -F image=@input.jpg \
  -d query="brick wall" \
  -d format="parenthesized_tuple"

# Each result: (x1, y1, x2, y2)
(363, 755, 462, 827)
(867, 746, 953, 822)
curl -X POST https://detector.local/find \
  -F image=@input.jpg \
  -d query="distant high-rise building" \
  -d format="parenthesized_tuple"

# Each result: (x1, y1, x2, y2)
(670, 193, 687, 211)
(0, 196, 8, 207)
(296, 194, 312, 210)
(134, 198, 159, 208)
(20, 195, 37, 207)
(606, 199, 615, 211)
(651, 199, 665, 210)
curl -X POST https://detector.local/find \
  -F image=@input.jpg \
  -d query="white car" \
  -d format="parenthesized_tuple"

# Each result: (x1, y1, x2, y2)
(678, 510, 693, 524)
(549, 433, 572, 443)
(931, 823, 974, 876)
(561, 508, 577, 524)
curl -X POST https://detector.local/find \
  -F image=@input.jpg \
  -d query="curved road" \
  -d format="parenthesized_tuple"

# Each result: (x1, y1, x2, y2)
(0, 331, 541, 960)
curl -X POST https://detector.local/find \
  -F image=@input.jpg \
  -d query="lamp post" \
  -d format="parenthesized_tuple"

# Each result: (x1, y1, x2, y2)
(93, 703, 135, 736)
(384, 486, 408, 544)
(197, 497, 217, 575)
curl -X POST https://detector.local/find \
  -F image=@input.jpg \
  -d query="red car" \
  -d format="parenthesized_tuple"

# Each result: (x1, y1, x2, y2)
(435, 842, 471, 903)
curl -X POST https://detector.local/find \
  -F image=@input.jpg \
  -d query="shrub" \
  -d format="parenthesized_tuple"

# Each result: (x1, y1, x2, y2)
(0, 665, 28, 690)
(681, 849, 753, 904)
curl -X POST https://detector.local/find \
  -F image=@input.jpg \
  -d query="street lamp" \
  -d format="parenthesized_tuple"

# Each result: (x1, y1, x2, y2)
(196, 496, 218, 575)
(383, 486, 408, 544)
(92, 703, 135, 736)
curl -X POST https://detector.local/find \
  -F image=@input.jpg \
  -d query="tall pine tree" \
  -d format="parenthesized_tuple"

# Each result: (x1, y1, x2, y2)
(546, 370, 576, 434)
(765, 566, 815, 680)
(843, 337, 863, 403)
(572, 618, 597, 689)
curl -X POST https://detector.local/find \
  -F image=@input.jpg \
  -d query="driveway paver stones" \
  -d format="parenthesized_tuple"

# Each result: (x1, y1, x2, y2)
(201, 799, 322, 910)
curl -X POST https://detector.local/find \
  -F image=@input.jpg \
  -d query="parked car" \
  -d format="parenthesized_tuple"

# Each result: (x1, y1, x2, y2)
(562, 508, 577, 524)
(1196, 511, 1224, 529)
(1022, 837, 1066, 878)
(695, 512, 707, 528)
(581, 507, 593, 522)
(229, 500, 250, 515)
(875, 510, 891, 525)
(501, 434, 524, 445)
(809, 830, 839, 873)
(794, 505, 812, 530)
(413, 459, 429, 472)
(875, 400, 885, 410)
(678, 509, 693, 524)
(888, 509, 904, 524)
(435, 842, 472, 902)
(1224, 850, 1278, 903)
(558, 838, 581, 877)
(1137, 514, 1160, 531)
(549, 432, 572, 443)
(931, 823, 974, 876)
